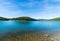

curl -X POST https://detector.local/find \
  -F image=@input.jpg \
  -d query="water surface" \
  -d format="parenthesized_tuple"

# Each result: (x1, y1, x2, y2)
(0, 21, 60, 33)
(0, 21, 60, 41)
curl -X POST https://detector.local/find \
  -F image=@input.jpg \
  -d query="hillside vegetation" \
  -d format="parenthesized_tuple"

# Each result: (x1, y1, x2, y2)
(51, 17, 60, 21)
(10, 17, 37, 21)
(0, 16, 60, 21)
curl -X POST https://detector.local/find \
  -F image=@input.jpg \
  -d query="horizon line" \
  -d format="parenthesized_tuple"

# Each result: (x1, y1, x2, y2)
(0, 16, 60, 19)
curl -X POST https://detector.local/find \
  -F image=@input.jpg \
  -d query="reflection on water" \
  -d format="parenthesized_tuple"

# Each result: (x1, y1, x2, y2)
(0, 21, 60, 33)
(0, 21, 60, 41)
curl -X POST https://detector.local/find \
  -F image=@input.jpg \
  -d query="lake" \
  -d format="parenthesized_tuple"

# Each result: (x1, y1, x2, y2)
(0, 21, 60, 41)
(0, 21, 60, 32)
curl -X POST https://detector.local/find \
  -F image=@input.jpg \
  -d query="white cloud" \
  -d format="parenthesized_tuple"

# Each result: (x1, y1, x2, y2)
(0, 0, 60, 19)
(18, 0, 47, 8)
(0, 0, 25, 18)
(50, 0, 60, 2)
(0, 5, 24, 18)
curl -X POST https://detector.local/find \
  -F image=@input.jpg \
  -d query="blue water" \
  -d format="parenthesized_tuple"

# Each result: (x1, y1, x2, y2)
(0, 21, 60, 33)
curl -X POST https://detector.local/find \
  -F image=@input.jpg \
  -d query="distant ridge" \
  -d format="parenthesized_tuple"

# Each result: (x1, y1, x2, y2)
(50, 17, 60, 21)
(10, 16, 37, 21)
(0, 17, 9, 20)
(0, 16, 60, 21)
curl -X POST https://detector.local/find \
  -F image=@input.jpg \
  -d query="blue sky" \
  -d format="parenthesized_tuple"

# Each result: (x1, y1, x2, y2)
(0, 0, 60, 19)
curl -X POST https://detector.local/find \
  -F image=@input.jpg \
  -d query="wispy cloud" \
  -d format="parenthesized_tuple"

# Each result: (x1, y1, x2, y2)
(0, 0, 60, 19)
(0, 0, 24, 18)
(49, 0, 60, 2)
